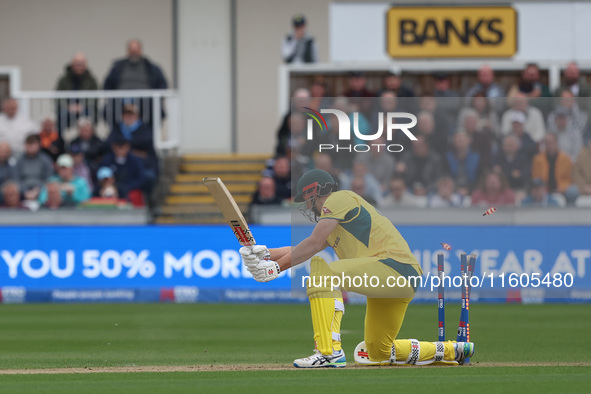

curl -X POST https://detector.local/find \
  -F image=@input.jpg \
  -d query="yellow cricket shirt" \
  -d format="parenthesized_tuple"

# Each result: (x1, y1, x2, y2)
(319, 190, 421, 271)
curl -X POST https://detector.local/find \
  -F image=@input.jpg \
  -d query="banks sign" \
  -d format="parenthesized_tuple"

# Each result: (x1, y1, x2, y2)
(386, 6, 517, 58)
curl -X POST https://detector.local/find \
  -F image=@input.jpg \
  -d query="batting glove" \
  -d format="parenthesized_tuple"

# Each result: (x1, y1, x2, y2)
(239, 245, 270, 271)
(251, 259, 281, 282)
(239, 245, 269, 260)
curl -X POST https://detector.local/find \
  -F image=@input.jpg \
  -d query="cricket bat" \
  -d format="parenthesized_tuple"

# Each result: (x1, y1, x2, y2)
(203, 177, 256, 247)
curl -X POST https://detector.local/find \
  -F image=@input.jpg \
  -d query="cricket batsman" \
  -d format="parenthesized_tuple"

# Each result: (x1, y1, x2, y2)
(240, 169, 474, 368)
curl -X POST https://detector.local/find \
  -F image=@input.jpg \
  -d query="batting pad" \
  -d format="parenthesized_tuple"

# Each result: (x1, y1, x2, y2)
(355, 340, 458, 366)
(307, 256, 344, 355)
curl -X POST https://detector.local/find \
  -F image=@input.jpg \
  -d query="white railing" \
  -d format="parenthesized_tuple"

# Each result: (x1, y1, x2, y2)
(12, 89, 180, 151)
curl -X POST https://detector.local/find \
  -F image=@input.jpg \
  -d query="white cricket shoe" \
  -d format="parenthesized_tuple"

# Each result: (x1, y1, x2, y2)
(454, 342, 475, 363)
(293, 349, 347, 368)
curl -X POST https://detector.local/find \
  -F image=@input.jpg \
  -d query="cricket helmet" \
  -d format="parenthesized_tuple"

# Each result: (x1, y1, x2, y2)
(294, 169, 337, 202)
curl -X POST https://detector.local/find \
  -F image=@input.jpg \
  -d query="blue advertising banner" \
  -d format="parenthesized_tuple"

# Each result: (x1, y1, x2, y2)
(0, 225, 590, 303)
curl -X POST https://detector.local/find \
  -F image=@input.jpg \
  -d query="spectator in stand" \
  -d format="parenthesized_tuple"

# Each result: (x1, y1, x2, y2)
(313, 153, 341, 186)
(371, 92, 413, 152)
(99, 136, 145, 201)
(0, 98, 37, 154)
(250, 177, 282, 206)
(572, 134, 591, 198)
(104, 39, 168, 127)
(396, 135, 442, 196)
(465, 65, 505, 112)
(323, 95, 372, 155)
(340, 161, 383, 205)
(371, 91, 398, 128)
(556, 62, 591, 103)
(432, 72, 461, 133)
(379, 175, 417, 208)
(275, 88, 310, 157)
(418, 95, 453, 148)
(355, 136, 395, 193)
(457, 108, 495, 170)
(493, 134, 531, 191)
(15, 134, 53, 203)
(380, 69, 415, 98)
(307, 76, 331, 111)
(547, 107, 583, 162)
(344, 72, 374, 120)
(428, 176, 464, 208)
(105, 103, 158, 195)
(458, 92, 501, 139)
(94, 166, 119, 198)
(281, 14, 317, 64)
(55, 52, 99, 134)
(42, 181, 64, 209)
(285, 112, 309, 171)
(38, 154, 91, 207)
(380, 70, 416, 112)
(501, 93, 546, 143)
(520, 178, 559, 207)
(415, 111, 448, 158)
(351, 176, 377, 206)
(70, 143, 93, 191)
(509, 63, 552, 99)
(532, 133, 573, 195)
(38, 116, 65, 162)
(0, 142, 17, 191)
(270, 156, 291, 202)
(446, 132, 481, 196)
(551, 90, 588, 134)
(105, 39, 168, 91)
(507, 111, 538, 163)
(70, 117, 105, 175)
(1, 180, 26, 209)
(471, 171, 515, 207)
(508, 63, 552, 115)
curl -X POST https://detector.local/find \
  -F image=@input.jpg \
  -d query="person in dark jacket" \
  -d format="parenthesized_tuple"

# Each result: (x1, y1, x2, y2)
(103, 39, 168, 128)
(446, 132, 481, 196)
(99, 135, 145, 200)
(281, 14, 317, 64)
(69, 117, 105, 179)
(55, 53, 99, 135)
(104, 39, 168, 91)
(104, 104, 158, 194)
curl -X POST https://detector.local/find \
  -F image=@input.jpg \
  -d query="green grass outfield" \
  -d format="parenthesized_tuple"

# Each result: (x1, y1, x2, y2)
(1, 303, 590, 393)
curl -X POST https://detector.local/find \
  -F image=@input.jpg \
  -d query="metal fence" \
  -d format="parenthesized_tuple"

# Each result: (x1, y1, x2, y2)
(13, 89, 180, 151)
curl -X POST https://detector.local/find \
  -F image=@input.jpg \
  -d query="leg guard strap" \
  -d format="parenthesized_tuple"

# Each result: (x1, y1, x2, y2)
(434, 341, 445, 363)
(406, 339, 420, 365)
(415, 341, 446, 365)
(335, 299, 345, 314)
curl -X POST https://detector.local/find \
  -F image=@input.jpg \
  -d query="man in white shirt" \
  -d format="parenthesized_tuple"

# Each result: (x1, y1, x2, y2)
(500, 93, 546, 142)
(0, 98, 37, 154)
(281, 14, 317, 64)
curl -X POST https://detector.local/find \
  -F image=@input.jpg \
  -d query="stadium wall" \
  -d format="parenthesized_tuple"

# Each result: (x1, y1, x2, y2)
(0, 0, 174, 91)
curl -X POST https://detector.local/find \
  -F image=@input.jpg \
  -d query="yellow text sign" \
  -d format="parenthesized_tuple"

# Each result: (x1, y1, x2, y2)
(387, 6, 517, 58)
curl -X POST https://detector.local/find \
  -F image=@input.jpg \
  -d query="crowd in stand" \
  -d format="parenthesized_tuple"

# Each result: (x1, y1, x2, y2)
(0, 39, 166, 210)
(251, 62, 591, 211)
